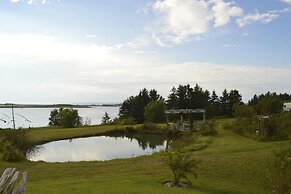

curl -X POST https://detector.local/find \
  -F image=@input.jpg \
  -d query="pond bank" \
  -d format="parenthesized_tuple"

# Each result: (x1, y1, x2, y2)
(23, 124, 179, 147)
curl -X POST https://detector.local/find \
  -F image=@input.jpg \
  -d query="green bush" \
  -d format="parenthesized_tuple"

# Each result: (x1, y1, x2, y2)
(274, 112, 291, 139)
(125, 126, 136, 134)
(144, 100, 166, 123)
(2, 129, 31, 153)
(49, 108, 82, 128)
(0, 141, 25, 162)
(0, 129, 32, 161)
(166, 150, 200, 185)
(255, 95, 283, 115)
(269, 143, 291, 194)
(140, 123, 167, 133)
(233, 103, 256, 118)
(232, 118, 258, 136)
(198, 121, 218, 136)
(112, 117, 136, 125)
(101, 112, 111, 124)
(227, 112, 291, 140)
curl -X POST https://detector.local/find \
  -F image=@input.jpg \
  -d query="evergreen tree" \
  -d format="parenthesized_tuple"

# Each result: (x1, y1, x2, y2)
(102, 112, 111, 124)
(144, 100, 166, 123)
(49, 108, 82, 128)
(219, 89, 229, 116)
(119, 88, 164, 123)
(167, 87, 178, 109)
(166, 84, 210, 110)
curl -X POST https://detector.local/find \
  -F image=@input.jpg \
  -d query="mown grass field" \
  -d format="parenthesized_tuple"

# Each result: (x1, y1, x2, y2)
(0, 120, 289, 194)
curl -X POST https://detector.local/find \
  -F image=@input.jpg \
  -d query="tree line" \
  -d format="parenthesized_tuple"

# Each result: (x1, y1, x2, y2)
(119, 84, 290, 124)
(47, 84, 290, 127)
(119, 84, 243, 123)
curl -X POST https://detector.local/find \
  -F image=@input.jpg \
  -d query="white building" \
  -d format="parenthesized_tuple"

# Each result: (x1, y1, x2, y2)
(283, 103, 291, 112)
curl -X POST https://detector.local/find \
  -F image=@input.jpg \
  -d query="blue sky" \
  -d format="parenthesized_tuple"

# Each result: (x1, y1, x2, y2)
(0, 0, 291, 103)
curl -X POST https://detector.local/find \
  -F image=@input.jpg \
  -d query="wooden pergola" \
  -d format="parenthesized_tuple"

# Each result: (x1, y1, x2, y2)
(165, 109, 206, 130)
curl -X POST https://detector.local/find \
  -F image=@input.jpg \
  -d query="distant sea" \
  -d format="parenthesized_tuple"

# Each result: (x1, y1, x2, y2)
(0, 106, 120, 129)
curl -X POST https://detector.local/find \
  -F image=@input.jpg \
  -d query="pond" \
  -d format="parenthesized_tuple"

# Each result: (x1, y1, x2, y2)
(28, 135, 169, 162)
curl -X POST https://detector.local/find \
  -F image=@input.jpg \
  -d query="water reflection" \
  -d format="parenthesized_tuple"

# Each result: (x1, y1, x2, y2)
(28, 135, 168, 162)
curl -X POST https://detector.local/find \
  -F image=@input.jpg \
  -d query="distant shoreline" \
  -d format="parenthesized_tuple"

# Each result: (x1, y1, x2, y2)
(0, 104, 121, 109)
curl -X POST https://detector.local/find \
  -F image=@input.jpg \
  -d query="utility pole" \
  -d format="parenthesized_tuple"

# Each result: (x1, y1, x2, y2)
(11, 104, 16, 130)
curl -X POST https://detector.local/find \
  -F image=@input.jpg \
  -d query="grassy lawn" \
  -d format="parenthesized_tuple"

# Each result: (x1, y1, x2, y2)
(0, 120, 289, 194)
(24, 125, 119, 145)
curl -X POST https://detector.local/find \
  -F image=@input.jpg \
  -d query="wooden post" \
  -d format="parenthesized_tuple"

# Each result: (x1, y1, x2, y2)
(180, 114, 183, 123)
(11, 104, 16, 130)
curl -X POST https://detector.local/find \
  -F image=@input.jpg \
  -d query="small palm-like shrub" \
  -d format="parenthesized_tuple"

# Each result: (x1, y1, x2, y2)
(166, 150, 200, 185)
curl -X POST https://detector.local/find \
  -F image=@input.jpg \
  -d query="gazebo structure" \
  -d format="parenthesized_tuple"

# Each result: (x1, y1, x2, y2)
(165, 109, 206, 130)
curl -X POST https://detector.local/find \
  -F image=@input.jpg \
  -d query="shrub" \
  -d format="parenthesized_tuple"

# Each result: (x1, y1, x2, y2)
(144, 100, 166, 123)
(0, 141, 25, 162)
(269, 143, 291, 193)
(101, 112, 111, 124)
(275, 112, 291, 138)
(232, 117, 258, 137)
(49, 108, 82, 128)
(2, 129, 31, 153)
(233, 103, 256, 119)
(140, 123, 167, 133)
(198, 121, 217, 136)
(256, 95, 283, 115)
(125, 126, 136, 134)
(227, 112, 291, 140)
(166, 150, 200, 185)
(112, 117, 136, 125)
(83, 118, 92, 126)
(48, 108, 62, 126)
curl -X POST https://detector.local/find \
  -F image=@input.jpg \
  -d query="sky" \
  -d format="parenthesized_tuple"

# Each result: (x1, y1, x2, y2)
(0, 0, 291, 104)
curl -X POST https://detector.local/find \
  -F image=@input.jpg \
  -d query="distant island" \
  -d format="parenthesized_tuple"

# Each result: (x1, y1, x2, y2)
(0, 103, 121, 108)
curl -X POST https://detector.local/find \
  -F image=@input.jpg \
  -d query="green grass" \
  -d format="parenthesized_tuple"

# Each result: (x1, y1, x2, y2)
(24, 125, 119, 145)
(0, 120, 289, 194)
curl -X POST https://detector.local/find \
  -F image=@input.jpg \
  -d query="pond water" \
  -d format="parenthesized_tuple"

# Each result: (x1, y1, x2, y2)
(28, 135, 168, 162)
(0, 106, 119, 129)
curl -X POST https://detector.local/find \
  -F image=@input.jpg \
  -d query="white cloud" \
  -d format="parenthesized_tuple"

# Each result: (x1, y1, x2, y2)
(237, 12, 279, 27)
(10, 0, 60, 4)
(281, 0, 291, 5)
(223, 44, 240, 48)
(151, 0, 211, 44)
(148, 0, 243, 45)
(151, 33, 167, 47)
(236, 8, 289, 27)
(146, 0, 289, 45)
(0, 33, 290, 103)
(210, 0, 243, 27)
(85, 34, 98, 39)
(124, 36, 150, 49)
(0, 34, 291, 103)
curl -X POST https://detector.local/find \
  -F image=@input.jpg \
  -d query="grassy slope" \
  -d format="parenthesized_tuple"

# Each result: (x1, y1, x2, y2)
(0, 121, 289, 194)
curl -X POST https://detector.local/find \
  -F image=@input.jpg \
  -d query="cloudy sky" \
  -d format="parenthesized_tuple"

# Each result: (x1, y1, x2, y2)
(0, 0, 291, 104)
